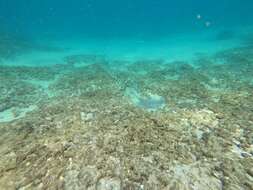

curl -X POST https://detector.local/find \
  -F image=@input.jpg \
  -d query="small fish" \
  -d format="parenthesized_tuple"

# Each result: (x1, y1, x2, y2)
(205, 21, 211, 27)
(196, 14, 202, 20)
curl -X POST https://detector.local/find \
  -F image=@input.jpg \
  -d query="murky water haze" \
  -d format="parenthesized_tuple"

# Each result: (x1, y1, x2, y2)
(1, 0, 253, 38)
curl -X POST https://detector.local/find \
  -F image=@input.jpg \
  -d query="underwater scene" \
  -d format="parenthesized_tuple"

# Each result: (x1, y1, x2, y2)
(0, 0, 253, 189)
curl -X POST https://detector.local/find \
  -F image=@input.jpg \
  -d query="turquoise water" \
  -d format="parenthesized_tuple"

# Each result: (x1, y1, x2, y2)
(0, 1, 253, 189)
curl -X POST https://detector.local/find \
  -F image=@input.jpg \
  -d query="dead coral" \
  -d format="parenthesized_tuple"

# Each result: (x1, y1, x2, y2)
(0, 47, 252, 189)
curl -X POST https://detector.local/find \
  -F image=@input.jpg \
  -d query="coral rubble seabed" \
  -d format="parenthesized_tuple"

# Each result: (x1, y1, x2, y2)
(0, 45, 253, 190)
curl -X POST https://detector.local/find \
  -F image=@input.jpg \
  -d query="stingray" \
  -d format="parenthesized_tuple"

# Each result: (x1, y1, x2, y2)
(137, 96, 165, 111)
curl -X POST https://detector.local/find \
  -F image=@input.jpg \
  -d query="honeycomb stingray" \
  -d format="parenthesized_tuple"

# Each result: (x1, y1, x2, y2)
(125, 88, 165, 111)
(0, 105, 37, 123)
